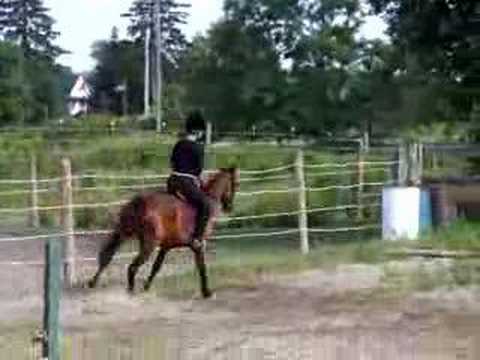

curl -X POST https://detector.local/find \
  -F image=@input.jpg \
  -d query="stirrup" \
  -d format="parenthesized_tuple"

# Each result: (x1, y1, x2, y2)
(190, 238, 205, 250)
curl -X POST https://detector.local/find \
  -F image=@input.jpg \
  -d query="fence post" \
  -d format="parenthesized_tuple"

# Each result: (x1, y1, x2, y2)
(406, 143, 423, 185)
(356, 150, 365, 221)
(394, 144, 408, 186)
(61, 157, 76, 286)
(362, 130, 370, 153)
(43, 238, 62, 360)
(206, 121, 213, 146)
(432, 147, 438, 171)
(29, 152, 40, 228)
(296, 150, 309, 254)
(417, 142, 424, 183)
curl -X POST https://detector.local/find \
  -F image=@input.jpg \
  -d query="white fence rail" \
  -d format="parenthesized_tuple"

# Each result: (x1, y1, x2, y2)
(0, 153, 395, 273)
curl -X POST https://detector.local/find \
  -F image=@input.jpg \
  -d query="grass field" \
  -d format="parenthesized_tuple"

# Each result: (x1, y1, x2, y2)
(0, 131, 392, 232)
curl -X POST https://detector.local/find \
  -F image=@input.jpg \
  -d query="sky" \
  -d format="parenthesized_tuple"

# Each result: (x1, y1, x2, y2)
(45, 0, 387, 73)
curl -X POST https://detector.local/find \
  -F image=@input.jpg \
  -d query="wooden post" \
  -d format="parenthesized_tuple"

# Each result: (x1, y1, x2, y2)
(29, 153, 40, 228)
(395, 144, 408, 186)
(418, 142, 424, 183)
(61, 158, 75, 286)
(432, 148, 438, 171)
(363, 130, 370, 153)
(206, 121, 212, 146)
(144, 26, 151, 117)
(154, 0, 163, 133)
(357, 151, 365, 221)
(43, 238, 62, 360)
(296, 150, 309, 254)
(407, 143, 423, 185)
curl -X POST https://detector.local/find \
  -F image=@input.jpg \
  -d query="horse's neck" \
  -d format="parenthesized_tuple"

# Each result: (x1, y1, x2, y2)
(203, 176, 226, 202)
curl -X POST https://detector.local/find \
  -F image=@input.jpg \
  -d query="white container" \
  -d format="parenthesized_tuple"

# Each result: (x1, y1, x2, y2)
(382, 187, 421, 241)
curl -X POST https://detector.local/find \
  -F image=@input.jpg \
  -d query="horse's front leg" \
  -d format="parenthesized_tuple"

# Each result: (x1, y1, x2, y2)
(192, 246, 212, 298)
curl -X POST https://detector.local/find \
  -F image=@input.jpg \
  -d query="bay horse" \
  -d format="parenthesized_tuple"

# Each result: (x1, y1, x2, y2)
(88, 167, 240, 298)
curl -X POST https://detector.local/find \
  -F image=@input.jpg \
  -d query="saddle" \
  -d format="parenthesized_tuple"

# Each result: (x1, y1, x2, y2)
(173, 191, 187, 202)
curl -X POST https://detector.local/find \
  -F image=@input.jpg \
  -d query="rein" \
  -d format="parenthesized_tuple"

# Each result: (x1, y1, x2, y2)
(171, 171, 201, 187)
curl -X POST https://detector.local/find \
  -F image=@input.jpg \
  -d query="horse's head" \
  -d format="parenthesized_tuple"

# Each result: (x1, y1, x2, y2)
(204, 166, 240, 213)
(220, 166, 240, 213)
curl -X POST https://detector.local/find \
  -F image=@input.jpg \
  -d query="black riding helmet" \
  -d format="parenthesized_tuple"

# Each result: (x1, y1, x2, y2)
(185, 110, 206, 134)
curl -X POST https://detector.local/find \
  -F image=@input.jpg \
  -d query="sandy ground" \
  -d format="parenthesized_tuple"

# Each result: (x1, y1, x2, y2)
(1, 234, 480, 359)
(62, 263, 480, 360)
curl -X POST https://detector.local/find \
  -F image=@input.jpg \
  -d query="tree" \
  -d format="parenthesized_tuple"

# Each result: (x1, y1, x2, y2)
(220, 0, 369, 135)
(90, 30, 145, 115)
(0, 41, 24, 124)
(0, 1, 70, 125)
(224, 0, 362, 65)
(368, 0, 480, 121)
(0, 0, 65, 60)
(0, 40, 74, 125)
(342, 41, 403, 136)
(181, 20, 286, 132)
(122, 0, 190, 65)
(224, 0, 305, 61)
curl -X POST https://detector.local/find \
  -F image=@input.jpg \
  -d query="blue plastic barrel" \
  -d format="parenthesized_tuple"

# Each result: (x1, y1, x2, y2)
(419, 189, 432, 233)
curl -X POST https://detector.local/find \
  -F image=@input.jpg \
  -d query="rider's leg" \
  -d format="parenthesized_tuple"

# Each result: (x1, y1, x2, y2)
(190, 191, 210, 241)
(168, 176, 211, 246)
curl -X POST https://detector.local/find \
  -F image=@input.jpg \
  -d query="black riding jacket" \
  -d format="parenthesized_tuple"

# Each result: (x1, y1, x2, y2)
(170, 138, 204, 177)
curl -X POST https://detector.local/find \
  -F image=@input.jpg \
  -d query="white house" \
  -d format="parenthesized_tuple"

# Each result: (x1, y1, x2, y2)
(68, 75, 92, 117)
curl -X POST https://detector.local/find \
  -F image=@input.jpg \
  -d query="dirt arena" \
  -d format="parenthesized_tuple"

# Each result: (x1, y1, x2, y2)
(1, 235, 480, 359)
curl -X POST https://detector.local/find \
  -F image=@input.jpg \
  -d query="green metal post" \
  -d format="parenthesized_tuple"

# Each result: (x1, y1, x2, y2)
(43, 239, 62, 360)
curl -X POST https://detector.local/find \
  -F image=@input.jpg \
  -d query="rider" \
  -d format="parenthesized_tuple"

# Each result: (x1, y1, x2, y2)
(167, 110, 210, 249)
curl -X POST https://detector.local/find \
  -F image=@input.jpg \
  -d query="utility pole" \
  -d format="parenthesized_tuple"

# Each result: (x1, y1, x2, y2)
(154, 0, 163, 132)
(144, 26, 151, 117)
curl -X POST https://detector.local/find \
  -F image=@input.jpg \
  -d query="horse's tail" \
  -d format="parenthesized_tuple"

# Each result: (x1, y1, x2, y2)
(97, 228, 125, 269)
(89, 195, 146, 288)
(101, 194, 146, 257)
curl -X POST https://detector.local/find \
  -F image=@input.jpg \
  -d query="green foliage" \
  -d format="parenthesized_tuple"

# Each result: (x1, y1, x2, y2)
(89, 36, 144, 115)
(89, 16, 189, 118)
(66, 114, 127, 131)
(1, 0, 478, 137)
(181, 0, 393, 135)
(0, 41, 75, 125)
(419, 220, 480, 251)
(0, 0, 66, 60)
(402, 122, 471, 142)
(182, 21, 285, 132)
(0, 134, 388, 232)
(0, 42, 23, 124)
(122, 0, 190, 65)
(368, 0, 480, 124)
(177, 0, 479, 136)
(224, 0, 306, 60)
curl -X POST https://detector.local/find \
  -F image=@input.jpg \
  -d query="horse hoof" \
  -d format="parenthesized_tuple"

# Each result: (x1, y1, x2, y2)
(202, 290, 214, 299)
(143, 283, 151, 292)
(87, 279, 96, 289)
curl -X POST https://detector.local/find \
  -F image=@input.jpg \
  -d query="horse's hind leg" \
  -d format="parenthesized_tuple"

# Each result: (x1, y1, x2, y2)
(127, 248, 151, 293)
(144, 248, 168, 292)
(193, 247, 212, 299)
(88, 230, 123, 289)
